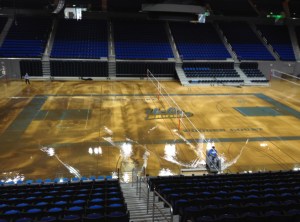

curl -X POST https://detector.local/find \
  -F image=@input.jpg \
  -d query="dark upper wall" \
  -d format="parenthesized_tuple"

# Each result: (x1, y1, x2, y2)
(1, 0, 300, 24)
(0, 0, 54, 9)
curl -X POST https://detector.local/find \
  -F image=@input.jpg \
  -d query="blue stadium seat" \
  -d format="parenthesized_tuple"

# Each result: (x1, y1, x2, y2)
(219, 22, 275, 60)
(114, 21, 173, 59)
(170, 22, 231, 60)
(51, 20, 108, 59)
(0, 18, 51, 58)
(256, 25, 295, 61)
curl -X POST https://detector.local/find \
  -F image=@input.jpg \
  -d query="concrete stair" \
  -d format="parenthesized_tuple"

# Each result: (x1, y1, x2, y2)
(121, 181, 178, 222)
(108, 20, 116, 78)
(42, 58, 51, 77)
(212, 22, 237, 62)
(108, 58, 116, 78)
(175, 64, 189, 86)
(43, 18, 58, 57)
(165, 22, 181, 63)
(234, 63, 269, 86)
(234, 64, 251, 85)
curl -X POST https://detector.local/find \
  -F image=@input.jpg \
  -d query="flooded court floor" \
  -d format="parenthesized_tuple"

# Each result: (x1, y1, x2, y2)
(0, 79, 299, 182)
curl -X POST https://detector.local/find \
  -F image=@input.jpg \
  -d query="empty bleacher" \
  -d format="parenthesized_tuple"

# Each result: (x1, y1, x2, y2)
(51, 19, 108, 59)
(0, 178, 129, 222)
(114, 20, 173, 60)
(148, 170, 300, 222)
(183, 62, 243, 85)
(189, 79, 244, 85)
(240, 62, 269, 84)
(183, 62, 239, 78)
(20, 60, 43, 77)
(0, 18, 51, 58)
(169, 22, 231, 60)
(240, 62, 265, 77)
(50, 61, 108, 78)
(219, 22, 275, 61)
(116, 61, 175, 78)
(256, 25, 295, 61)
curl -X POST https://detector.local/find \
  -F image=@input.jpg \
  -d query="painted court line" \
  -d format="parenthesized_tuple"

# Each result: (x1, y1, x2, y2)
(51, 136, 300, 148)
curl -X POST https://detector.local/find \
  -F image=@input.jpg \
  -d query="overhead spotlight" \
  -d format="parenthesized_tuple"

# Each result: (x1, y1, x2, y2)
(52, 0, 65, 14)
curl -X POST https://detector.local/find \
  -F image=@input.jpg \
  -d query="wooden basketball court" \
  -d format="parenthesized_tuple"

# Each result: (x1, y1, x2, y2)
(0, 79, 299, 182)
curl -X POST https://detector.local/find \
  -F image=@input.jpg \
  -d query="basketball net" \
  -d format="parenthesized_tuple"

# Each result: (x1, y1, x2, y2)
(146, 69, 232, 170)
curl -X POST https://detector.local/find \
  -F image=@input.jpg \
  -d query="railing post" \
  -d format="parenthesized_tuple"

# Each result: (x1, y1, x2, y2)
(147, 185, 150, 213)
(139, 177, 142, 199)
(131, 168, 134, 187)
(117, 168, 120, 181)
(136, 176, 139, 195)
(152, 188, 155, 222)
(152, 189, 174, 222)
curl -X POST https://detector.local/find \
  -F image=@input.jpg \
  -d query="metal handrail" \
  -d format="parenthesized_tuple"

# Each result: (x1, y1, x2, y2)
(131, 168, 135, 187)
(152, 188, 173, 222)
(135, 176, 147, 199)
(147, 181, 150, 213)
(136, 175, 139, 195)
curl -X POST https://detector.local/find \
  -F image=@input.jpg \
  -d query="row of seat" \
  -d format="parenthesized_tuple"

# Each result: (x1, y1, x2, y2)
(219, 22, 275, 61)
(0, 18, 51, 58)
(251, 80, 269, 83)
(188, 207, 300, 222)
(148, 171, 300, 189)
(0, 210, 129, 222)
(116, 74, 173, 78)
(0, 17, 298, 61)
(183, 62, 240, 80)
(189, 80, 244, 84)
(184, 70, 238, 74)
(116, 62, 175, 76)
(51, 20, 108, 59)
(50, 61, 108, 77)
(149, 171, 300, 222)
(186, 74, 239, 78)
(257, 25, 296, 61)
(183, 63, 235, 69)
(242, 69, 265, 78)
(0, 179, 129, 222)
(114, 21, 173, 60)
(170, 22, 231, 60)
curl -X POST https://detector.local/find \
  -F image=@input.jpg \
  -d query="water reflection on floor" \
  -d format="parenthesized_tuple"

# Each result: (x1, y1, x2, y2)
(0, 80, 299, 183)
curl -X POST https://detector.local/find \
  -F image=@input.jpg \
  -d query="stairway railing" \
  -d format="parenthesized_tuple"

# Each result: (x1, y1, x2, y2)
(128, 172, 174, 222)
(152, 188, 173, 222)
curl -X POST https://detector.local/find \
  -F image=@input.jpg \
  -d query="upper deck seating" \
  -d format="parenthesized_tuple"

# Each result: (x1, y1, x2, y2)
(114, 20, 173, 59)
(169, 22, 231, 60)
(219, 22, 275, 60)
(256, 25, 295, 61)
(51, 19, 108, 59)
(0, 18, 51, 58)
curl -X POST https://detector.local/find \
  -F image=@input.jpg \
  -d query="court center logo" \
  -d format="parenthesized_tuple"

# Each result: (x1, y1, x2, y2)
(145, 107, 193, 120)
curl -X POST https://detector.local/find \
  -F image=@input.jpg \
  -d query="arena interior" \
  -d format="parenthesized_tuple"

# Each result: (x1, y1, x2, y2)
(0, 0, 300, 221)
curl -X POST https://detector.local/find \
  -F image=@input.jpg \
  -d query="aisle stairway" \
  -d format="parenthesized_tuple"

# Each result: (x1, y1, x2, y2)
(121, 180, 179, 222)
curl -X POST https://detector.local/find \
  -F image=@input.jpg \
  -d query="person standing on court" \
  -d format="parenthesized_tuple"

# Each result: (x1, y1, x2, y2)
(24, 73, 30, 85)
